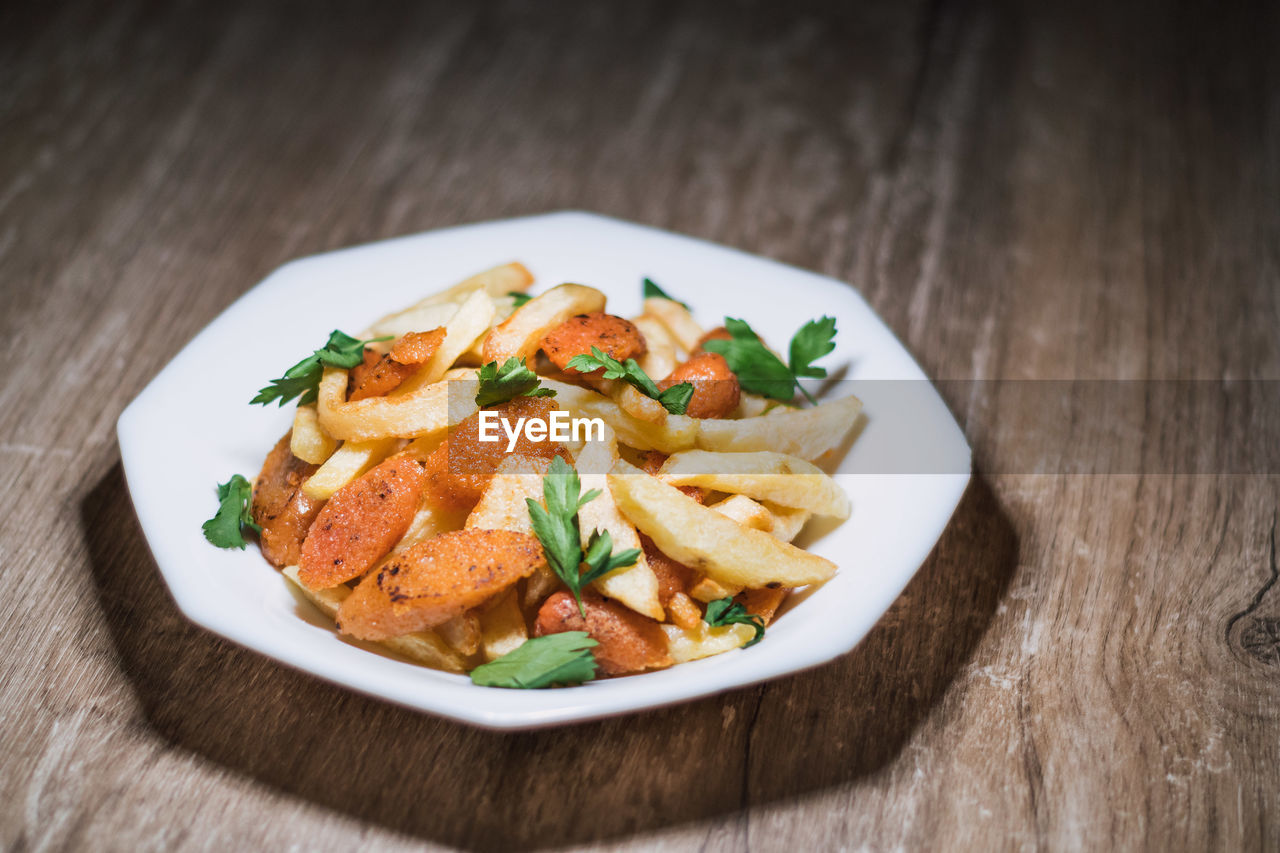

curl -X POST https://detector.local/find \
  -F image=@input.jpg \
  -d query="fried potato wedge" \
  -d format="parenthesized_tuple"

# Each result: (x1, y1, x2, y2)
(281, 566, 466, 673)
(658, 450, 850, 519)
(541, 379, 697, 453)
(302, 436, 401, 500)
(316, 289, 494, 441)
(707, 494, 774, 531)
(290, 404, 338, 465)
(661, 621, 755, 663)
(643, 297, 704, 353)
(479, 588, 528, 662)
(575, 428, 663, 621)
(364, 262, 533, 340)
(694, 394, 862, 459)
(631, 314, 677, 380)
(607, 460, 837, 588)
(465, 454, 551, 534)
(482, 283, 607, 363)
(337, 529, 543, 641)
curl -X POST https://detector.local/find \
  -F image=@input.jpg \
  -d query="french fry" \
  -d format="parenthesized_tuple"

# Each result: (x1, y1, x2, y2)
(281, 566, 466, 672)
(364, 262, 532, 339)
(290, 404, 338, 465)
(607, 459, 837, 588)
(316, 289, 494, 441)
(658, 450, 850, 519)
(482, 283, 607, 363)
(631, 314, 678, 379)
(301, 437, 401, 500)
(695, 393, 863, 459)
(661, 621, 755, 663)
(466, 454, 551, 534)
(479, 588, 528, 661)
(733, 393, 772, 419)
(643, 297, 704, 353)
(437, 612, 481, 657)
(689, 576, 742, 603)
(541, 379, 697, 453)
(707, 494, 774, 530)
(666, 591, 703, 630)
(616, 383, 667, 423)
(575, 428, 664, 620)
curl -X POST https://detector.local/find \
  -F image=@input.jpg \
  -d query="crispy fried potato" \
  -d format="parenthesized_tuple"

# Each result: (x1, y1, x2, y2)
(631, 314, 677, 380)
(661, 621, 755, 663)
(291, 404, 337, 465)
(688, 576, 742, 603)
(658, 450, 850, 519)
(575, 428, 663, 620)
(615, 382, 667, 423)
(643, 297, 704, 353)
(607, 459, 837, 588)
(479, 588, 528, 661)
(707, 494, 774, 530)
(364, 262, 532, 340)
(337, 529, 543, 641)
(436, 612, 481, 657)
(482, 283, 607, 363)
(317, 289, 494, 441)
(541, 379, 697, 453)
(301, 437, 401, 500)
(281, 566, 466, 673)
(465, 454, 551, 534)
(695, 394, 862, 459)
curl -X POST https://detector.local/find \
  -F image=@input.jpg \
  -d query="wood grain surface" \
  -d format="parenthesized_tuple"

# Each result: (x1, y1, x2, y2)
(2, 0, 1278, 849)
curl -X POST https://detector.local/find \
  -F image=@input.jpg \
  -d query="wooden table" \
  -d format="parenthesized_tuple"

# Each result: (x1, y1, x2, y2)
(3, 0, 1277, 849)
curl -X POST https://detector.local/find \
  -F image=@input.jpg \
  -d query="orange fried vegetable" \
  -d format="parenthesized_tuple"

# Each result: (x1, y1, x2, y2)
(298, 454, 427, 589)
(541, 312, 647, 375)
(421, 396, 563, 514)
(348, 328, 446, 401)
(337, 529, 544, 640)
(736, 587, 788, 624)
(660, 351, 739, 419)
(534, 590, 672, 676)
(252, 432, 324, 567)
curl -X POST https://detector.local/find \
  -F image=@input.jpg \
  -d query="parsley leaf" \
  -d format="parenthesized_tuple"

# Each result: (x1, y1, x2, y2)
(526, 456, 639, 616)
(704, 597, 766, 647)
(202, 474, 261, 549)
(565, 346, 694, 415)
(469, 631, 599, 688)
(251, 330, 391, 406)
(475, 357, 556, 408)
(702, 316, 837, 404)
(642, 277, 689, 309)
(508, 291, 533, 307)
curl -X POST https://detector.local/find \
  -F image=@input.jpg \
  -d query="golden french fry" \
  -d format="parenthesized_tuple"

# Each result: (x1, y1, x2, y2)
(466, 454, 551, 534)
(316, 289, 494, 441)
(437, 612, 481, 657)
(281, 566, 466, 672)
(301, 437, 401, 500)
(658, 450, 850, 519)
(632, 314, 678, 379)
(616, 383, 667, 423)
(364, 262, 532, 339)
(482, 283, 607, 363)
(290, 404, 337, 465)
(541, 379, 697, 453)
(575, 427, 663, 620)
(707, 494, 774, 530)
(733, 393, 772, 419)
(763, 502, 811, 542)
(688, 576, 742, 603)
(643, 297, 704, 353)
(607, 459, 837, 588)
(695, 394, 862, 459)
(661, 621, 755, 663)
(479, 588, 528, 661)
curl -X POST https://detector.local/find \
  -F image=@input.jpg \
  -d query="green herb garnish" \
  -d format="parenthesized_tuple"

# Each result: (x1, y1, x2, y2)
(469, 631, 599, 688)
(642, 277, 689, 309)
(565, 346, 694, 415)
(702, 316, 836, 404)
(526, 456, 640, 616)
(475, 357, 556, 408)
(508, 291, 533, 307)
(251, 330, 391, 406)
(704, 597, 766, 647)
(202, 474, 260, 549)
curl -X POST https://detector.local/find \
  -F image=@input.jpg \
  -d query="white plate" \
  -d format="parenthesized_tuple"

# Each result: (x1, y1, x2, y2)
(118, 211, 970, 730)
